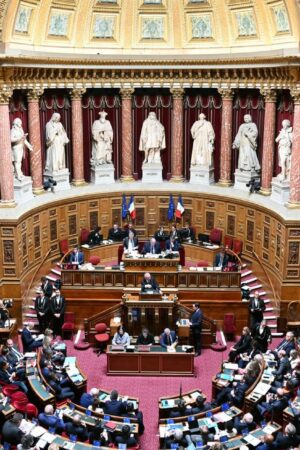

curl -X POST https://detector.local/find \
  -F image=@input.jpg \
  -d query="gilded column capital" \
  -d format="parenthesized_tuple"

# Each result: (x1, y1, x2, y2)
(260, 88, 277, 102)
(0, 87, 13, 104)
(218, 88, 234, 100)
(120, 88, 134, 99)
(170, 88, 185, 99)
(290, 88, 300, 104)
(27, 88, 44, 102)
(70, 87, 86, 100)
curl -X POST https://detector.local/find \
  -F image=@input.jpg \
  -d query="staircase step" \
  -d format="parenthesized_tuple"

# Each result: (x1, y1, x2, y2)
(264, 315, 277, 320)
(46, 275, 59, 282)
(241, 270, 252, 278)
(272, 332, 284, 337)
(268, 323, 277, 329)
(241, 277, 257, 285)
(51, 268, 61, 276)
(250, 291, 266, 297)
(249, 284, 263, 291)
(24, 313, 37, 318)
(242, 263, 247, 268)
(265, 307, 274, 312)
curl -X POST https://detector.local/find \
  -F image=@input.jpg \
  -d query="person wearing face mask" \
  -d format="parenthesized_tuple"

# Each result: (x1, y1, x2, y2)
(136, 328, 155, 345)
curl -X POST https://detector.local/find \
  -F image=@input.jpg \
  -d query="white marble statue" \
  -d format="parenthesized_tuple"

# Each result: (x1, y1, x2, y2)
(190, 113, 215, 166)
(275, 119, 293, 181)
(11, 118, 33, 181)
(139, 112, 166, 164)
(232, 114, 260, 172)
(91, 111, 114, 165)
(45, 112, 69, 173)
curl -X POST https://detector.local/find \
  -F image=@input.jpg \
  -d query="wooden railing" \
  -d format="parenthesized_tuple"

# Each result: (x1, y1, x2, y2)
(84, 303, 123, 343)
(252, 250, 279, 311)
(23, 248, 52, 310)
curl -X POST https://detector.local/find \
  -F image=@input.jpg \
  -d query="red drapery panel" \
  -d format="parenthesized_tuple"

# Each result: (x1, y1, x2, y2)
(274, 90, 294, 176)
(9, 91, 30, 176)
(183, 90, 222, 181)
(232, 90, 265, 177)
(132, 89, 172, 180)
(81, 90, 121, 181)
(39, 90, 72, 178)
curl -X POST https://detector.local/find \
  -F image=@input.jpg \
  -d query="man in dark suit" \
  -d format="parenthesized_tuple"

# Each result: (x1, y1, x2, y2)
(70, 246, 84, 265)
(0, 360, 28, 393)
(249, 290, 266, 329)
(190, 395, 212, 415)
(273, 423, 300, 449)
(169, 399, 189, 418)
(80, 388, 100, 408)
(257, 388, 290, 418)
(35, 288, 50, 332)
(216, 374, 252, 408)
(234, 413, 256, 434)
(136, 328, 155, 345)
(88, 226, 103, 246)
(103, 389, 127, 416)
(41, 276, 53, 298)
(272, 349, 291, 382)
(2, 413, 24, 446)
(124, 223, 137, 237)
(154, 225, 169, 242)
(123, 231, 138, 252)
(21, 322, 43, 352)
(274, 331, 295, 357)
(141, 272, 160, 293)
(189, 302, 202, 356)
(165, 237, 180, 252)
(160, 328, 177, 349)
(50, 288, 65, 336)
(65, 414, 89, 442)
(180, 222, 195, 241)
(38, 404, 65, 433)
(108, 223, 123, 241)
(214, 248, 229, 269)
(142, 237, 161, 255)
(5, 339, 23, 367)
(251, 320, 272, 353)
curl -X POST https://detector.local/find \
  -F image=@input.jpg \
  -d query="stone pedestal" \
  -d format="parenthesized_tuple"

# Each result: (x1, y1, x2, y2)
(271, 178, 290, 204)
(234, 169, 259, 192)
(44, 169, 70, 192)
(90, 165, 115, 185)
(14, 177, 34, 203)
(189, 166, 214, 185)
(142, 162, 163, 183)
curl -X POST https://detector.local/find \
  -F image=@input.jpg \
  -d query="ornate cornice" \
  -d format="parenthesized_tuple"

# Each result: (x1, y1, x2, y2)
(27, 88, 44, 102)
(260, 88, 277, 102)
(120, 88, 134, 99)
(0, 86, 12, 104)
(290, 88, 300, 104)
(170, 88, 185, 99)
(70, 87, 86, 100)
(218, 88, 234, 100)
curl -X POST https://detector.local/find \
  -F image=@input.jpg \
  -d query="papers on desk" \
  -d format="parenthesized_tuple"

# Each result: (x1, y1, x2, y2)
(19, 419, 36, 434)
(243, 434, 261, 447)
(145, 253, 159, 258)
(262, 424, 279, 434)
(36, 432, 56, 449)
(162, 399, 175, 407)
(36, 334, 44, 341)
(213, 412, 233, 422)
(253, 382, 271, 396)
(190, 391, 202, 401)
(63, 357, 76, 368)
(81, 244, 90, 248)
(24, 352, 37, 358)
(31, 426, 47, 438)
(223, 363, 239, 370)
(167, 346, 176, 353)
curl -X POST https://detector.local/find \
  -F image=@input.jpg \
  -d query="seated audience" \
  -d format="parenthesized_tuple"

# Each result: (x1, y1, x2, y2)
(169, 398, 189, 418)
(21, 322, 43, 352)
(2, 413, 24, 446)
(272, 349, 291, 382)
(165, 428, 189, 449)
(124, 222, 137, 237)
(65, 414, 89, 442)
(142, 237, 161, 255)
(0, 346, 25, 381)
(88, 422, 109, 446)
(251, 320, 272, 353)
(112, 326, 130, 346)
(123, 402, 145, 435)
(256, 434, 275, 450)
(216, 420, 237, 440)
(88, 226, 103, 246)
(228, 326, 252, 362)
(180, 221, 195, 241)
(38, 404, 65, 433)
(0, 360, 28, 393)
(136, 327, 155, 345)
(214, 247, 229, 269)
(154, 225, 169, 242)
(238, 340, 262, 369)
(273, 331, 295, 357)
(234, 412, 256, 434)
(108, 223, 123, 241)
(5, 338, 23, 367)
(18, 434, 36, 450)
(47, 371, 75, 401)
(80, 387, 100, 408)
(165, 236, 180, 252)
(123, 230, 138, 253)
(273, 423, 300, 449)
(190, 394, 212, 415)
(289, 349, 300, 370)
(160, 328, 178, 349)
(70, 246, 84, 265)
(114, 424, 138, 448)
(103, 389, 127, 416)
(257, 388, 290, 418)
(141, 272, 160, 293)
(216, 374, 253, 408)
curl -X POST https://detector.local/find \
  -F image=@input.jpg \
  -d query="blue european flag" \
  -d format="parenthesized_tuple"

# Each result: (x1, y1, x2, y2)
(168, 194, 175, 221)
(122, 194, 127, 220)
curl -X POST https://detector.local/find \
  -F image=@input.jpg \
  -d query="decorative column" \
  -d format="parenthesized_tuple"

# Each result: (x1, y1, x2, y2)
(288, 91, 300, 208)
(218, 88, 234, 186)
(170, 88, 184, 182)
(0, 88, 15, 206)
(260, 89, 277, 195)
(71, 88, 86, 186)
(27, 89, 44, 194)
(120, 88, 134, 182)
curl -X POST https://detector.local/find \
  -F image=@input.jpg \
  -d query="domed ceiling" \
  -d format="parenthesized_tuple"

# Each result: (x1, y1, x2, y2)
(0, 0, 299, 60)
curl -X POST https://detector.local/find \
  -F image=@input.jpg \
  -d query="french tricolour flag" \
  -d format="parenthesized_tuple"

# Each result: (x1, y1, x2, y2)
(128, 195, 136, 220)
(175, 195, 184, 219)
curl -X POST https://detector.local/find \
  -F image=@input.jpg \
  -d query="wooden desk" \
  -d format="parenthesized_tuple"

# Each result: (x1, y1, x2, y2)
(122, 254, 179, 272)
(81, 243, 119, 263)
(283, 396, 300, 429)
(26, 359, 55, 408)
(107, 345, 194, 376)
(0, 319, 17, 344)
(184, 243, 220, 265)
(159, 389, 205, 418)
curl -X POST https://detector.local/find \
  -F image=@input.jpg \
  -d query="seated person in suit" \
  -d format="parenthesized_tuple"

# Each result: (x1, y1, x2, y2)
(214, 247, 229, 269)
(123, 402, 145, 435)
(165, 429, 189, 449)
(216, 373, 253, 408)
(38, 404, 65, 433)
(234, 413, 256, 434)
(47, 371, 76, 401)
(141, 272, 161, 293)
(169, 224, 180, 242)
(123, 231, 138, 253)
(142, 237, 161, 255)
(80, 388, 100, 408)
(2, 413, 24, 446)
(273, 331, 295, 357)
(65, 414, 89, 442)
(88, 422, 109, 446)
(257, 387, 290, 418)
(124, 222, 137, 237)
(70, 246, 84, 265)
(108, 223, 123, 241)
(0, 360, 28, 393)
(256, 434, 275, 450)
(190, 394, 212, 415)
(272, 349, 291, 382)
(136, 327, 155, 345)
(228, 326, 252, 362)
(165, 236, 180, 252)
(21, 322, 43, 352)
(104, 389, 127, 416)
(180, 221, 195, 241)
(154, 225, 169, 242)
(88, 226, 103, 246)
(114, 424, 138, 448)
(0, 300, 9, 327)
(169, 398, 189, 418)
(160, 328, 178, 349)
(6, 339, 24, 368)
(273, 423, 300, 449)
(112, 326, 130, 346)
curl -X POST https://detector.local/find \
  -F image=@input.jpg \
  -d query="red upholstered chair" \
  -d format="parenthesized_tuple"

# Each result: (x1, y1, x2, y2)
(223, 313, 237, 340)
(88, 256, 100, 265)
(10, 391, 28, 402)
(80, 228, 90, 245)
(94, 323, 110, 355)
(209, 228, 222, 245)
(2, 385, 19, 397)
(59, 239, 69, 257)
(224, 235, 233, 249)
(12, 399, 28, 413)
(197, 260, 209, 267)
(62, 312, 75, 340)
(25, 403, 38, 419)
(233, 239, 243, 255)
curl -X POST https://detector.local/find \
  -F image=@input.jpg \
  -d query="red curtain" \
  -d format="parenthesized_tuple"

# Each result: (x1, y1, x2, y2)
(184, 90, 222, 181)
(39, 90, 72, 178)
(81, 90, 121, 181)
(132, 89, 172, 180)
(274, 90, 294, 176)
(232, 90, 265, 177)
(9, 91, 30, 176)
